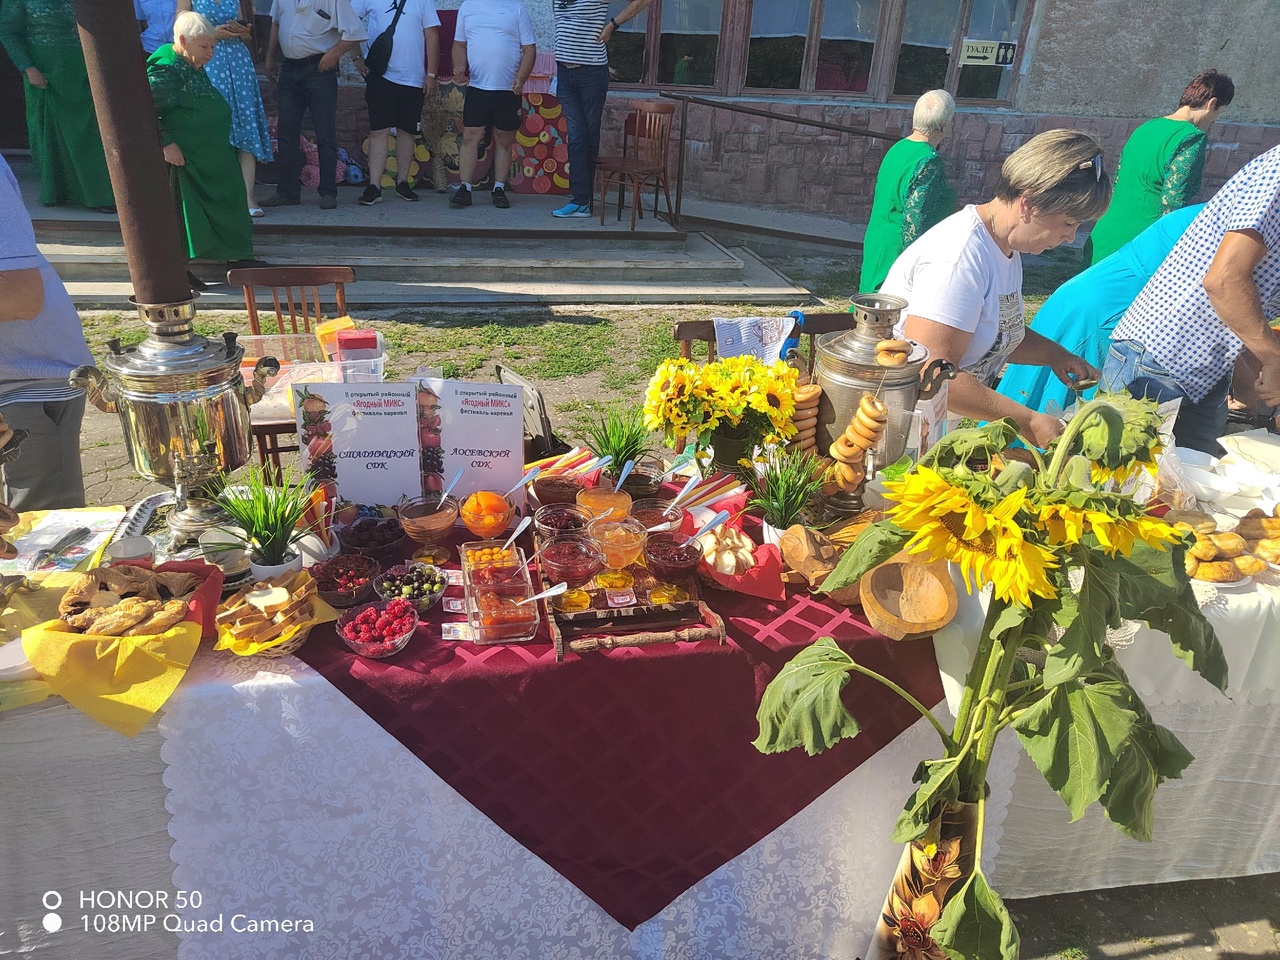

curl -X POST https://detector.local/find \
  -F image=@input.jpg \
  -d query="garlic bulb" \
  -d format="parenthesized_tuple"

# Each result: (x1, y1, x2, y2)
(696, 527, 757, 576)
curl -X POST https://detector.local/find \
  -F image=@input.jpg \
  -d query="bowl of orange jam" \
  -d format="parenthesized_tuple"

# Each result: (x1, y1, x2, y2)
(460, 490, 517, 539)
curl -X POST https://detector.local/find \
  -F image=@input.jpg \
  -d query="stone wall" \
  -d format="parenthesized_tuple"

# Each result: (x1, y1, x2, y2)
(613, 96, 1280, 224)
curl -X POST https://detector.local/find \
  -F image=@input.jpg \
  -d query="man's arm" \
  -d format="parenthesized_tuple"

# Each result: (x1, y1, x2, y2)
(597, 0, 650, 42)
(266, 20, 281, 81)
(513, 43, 535, 94)
(0, 268, 45, 322)
(1202, 228, 1280, 402)
(452, 39, 468, 83)
(424, 26, 439, 91)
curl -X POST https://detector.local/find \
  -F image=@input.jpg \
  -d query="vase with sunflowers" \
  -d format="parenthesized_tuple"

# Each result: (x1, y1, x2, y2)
(753, 394, 1226, 960)
(643, 355, 800, 474)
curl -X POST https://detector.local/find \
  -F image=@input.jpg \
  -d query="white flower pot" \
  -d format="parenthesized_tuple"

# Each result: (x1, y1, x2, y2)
(249, 549, 304, 581)
(759, 520, 785, 547)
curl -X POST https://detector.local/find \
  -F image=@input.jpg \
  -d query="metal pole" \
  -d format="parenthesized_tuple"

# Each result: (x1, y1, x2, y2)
(73, 0, 190, 306)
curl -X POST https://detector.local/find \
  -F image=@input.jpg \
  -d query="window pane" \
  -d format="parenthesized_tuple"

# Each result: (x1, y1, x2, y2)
(745, 0, 811, 90)
(956, 0, 1024, 100)
(816, 0, 880, 92)
(893, 0, 960, 96)
(608, 1, 647, 83)
(657, 0, 722, 86)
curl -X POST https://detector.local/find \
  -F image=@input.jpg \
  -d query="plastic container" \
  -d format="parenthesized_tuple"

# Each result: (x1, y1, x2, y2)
(335, 329, 384, 361)
(252, 357, 386, 421)
(315, 315, 356, 360)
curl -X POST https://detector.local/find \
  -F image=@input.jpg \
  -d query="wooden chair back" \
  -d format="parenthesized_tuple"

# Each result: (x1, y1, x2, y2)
(673, 311, 856, 375)
(225, 266, 356, 336)
(625, 99, 676, 171)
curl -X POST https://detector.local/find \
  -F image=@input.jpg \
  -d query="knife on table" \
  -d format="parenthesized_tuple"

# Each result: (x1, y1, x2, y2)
(28, 526, 93, 571)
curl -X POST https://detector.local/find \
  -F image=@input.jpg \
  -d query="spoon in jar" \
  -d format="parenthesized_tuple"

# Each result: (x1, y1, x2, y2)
(505, 467, 541, 497)
(439, 467, 466, 503)
(501, 515, 532, 553)
(612, 459, 636, 493)
(516, 581, 569, 606)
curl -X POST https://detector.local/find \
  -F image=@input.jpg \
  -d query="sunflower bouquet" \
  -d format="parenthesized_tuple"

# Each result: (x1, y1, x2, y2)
(643, 355, 799, 451)
(754, 394, 1225, 960)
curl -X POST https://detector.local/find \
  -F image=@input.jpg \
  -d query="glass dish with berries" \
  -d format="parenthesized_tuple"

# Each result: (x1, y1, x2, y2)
(311, 554, 380, 608)
(337, 599, 420, 658)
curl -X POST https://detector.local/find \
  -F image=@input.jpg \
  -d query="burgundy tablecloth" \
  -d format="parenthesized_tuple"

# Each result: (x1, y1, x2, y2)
(298, 545, 942, 930)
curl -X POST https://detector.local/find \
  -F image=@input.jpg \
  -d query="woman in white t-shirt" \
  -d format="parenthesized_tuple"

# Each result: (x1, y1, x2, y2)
(881, 129, 1112, 449)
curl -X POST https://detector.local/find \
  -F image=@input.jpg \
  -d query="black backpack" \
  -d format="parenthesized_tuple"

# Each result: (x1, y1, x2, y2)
(364, 0, 407, 78)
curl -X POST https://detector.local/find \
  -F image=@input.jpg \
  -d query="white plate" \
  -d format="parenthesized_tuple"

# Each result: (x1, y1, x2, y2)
(1212, 575, 1254, 591)
(0, 639, 38, 682)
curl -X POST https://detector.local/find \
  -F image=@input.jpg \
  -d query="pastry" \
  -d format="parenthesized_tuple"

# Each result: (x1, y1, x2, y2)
(1233, 554, 1267, 576)
(78, 598, 162, 636)
(124, 599, 190, 636)
(1184, 554, 1200, 577)
(1208, 532, 1247, 559)
(1252, 538, 1280, 564)
(830, 436, 863, 462)
(875, 350, 909, 367)
(1189, 537, 1219, 562)
(1233, 516, 1280, 540)
(1164, 510, 1216, 535)
(1194, 560, 1244, 583)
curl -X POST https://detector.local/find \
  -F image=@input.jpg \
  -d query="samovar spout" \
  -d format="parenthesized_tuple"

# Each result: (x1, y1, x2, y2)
(69, 365, 119, 414)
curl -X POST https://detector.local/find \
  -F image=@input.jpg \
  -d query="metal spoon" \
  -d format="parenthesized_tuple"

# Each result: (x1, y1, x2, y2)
(516, 581, 569, 606)
(667, 473, 702, 507)
(685, 509, 731, 545)
(505, 467, 541, 497)
(501, 515, 532, 552)
(612, 459, 636, 493)
(439, 467, 466, 502)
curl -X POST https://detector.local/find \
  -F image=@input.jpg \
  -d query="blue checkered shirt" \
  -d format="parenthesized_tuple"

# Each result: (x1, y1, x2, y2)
(1112, 144, 1280, 402)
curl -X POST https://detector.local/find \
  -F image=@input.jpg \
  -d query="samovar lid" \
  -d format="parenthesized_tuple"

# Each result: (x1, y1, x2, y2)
(100, 300, 243, 385)
(817, 293, 926, 375)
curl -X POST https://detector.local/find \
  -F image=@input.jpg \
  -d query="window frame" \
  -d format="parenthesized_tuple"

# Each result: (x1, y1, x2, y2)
(609, 0, 1035, 104)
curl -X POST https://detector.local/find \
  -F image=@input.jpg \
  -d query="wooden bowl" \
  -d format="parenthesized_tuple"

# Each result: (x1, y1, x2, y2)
(859, 558, 957, 641)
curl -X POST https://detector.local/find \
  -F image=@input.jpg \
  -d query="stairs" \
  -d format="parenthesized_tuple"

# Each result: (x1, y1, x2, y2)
(21, 168, 811, 308)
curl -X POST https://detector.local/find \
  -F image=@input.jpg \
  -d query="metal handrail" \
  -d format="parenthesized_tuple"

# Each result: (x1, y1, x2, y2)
(657, 91, 900, 226)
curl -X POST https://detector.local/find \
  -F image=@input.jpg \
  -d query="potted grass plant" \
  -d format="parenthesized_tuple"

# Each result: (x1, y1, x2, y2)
(582, 403, 659, 495)
(748, 447, 824, 545)
(214, 464, 316, 579)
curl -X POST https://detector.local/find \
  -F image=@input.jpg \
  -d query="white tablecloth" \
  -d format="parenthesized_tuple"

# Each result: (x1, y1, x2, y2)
(1, 653, 1006, 960)
(936, 567, 1280, 897)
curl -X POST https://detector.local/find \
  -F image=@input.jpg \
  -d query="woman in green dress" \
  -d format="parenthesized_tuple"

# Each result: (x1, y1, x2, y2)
(0, 0, 114, 210)
(148, 10, 253, 273)
(1083, 70, 1233, 266)
(859, 89, 958, 293)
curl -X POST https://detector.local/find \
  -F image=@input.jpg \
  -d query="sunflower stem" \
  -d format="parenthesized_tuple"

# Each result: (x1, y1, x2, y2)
(845, 660, 956, 751)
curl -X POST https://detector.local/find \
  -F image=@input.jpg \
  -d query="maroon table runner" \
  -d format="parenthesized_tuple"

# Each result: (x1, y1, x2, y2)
(298, 549, 943, 930)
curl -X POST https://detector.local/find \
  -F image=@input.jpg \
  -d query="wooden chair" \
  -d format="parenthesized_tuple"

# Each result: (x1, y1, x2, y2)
(669, 311, 855, 451)
(596, 100, 676, 230)
(225, 265, 356, 480)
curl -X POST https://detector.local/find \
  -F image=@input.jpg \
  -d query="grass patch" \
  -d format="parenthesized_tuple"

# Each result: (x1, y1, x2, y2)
(1056, 948, 1088, 960)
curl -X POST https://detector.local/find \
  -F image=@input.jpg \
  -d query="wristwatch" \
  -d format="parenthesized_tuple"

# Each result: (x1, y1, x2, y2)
(427, 72, 436, 78)
(608, 17, 619, 29)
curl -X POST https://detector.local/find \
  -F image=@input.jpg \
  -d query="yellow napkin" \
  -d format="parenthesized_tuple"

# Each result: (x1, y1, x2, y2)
(213, 572, 338, 657)
(20, 619, 202, 738)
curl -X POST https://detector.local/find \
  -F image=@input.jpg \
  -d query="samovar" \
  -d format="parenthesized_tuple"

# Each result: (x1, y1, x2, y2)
(813, 294, 955, 514)
(71, 299, 279, 542)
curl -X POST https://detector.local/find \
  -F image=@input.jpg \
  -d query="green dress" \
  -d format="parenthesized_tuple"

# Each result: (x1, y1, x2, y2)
(146, 44, 253, 263)
(0, 0, 113, 208)
(860, 138, 956, 293)
(1083, 116, 1206, 266)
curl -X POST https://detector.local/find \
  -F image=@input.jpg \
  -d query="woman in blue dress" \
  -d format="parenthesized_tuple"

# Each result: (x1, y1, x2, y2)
(996, 203, 1204, 415)
(178, 0, 273, 217)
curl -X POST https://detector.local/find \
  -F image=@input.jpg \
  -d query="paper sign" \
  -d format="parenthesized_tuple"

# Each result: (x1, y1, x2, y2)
(411, 379, 525, 505)
(961, 39, 1016, 66)
(295, 383, 420, 505)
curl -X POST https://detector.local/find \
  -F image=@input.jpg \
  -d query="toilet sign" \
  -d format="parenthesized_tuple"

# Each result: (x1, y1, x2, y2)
(960, 39, 1017, 66)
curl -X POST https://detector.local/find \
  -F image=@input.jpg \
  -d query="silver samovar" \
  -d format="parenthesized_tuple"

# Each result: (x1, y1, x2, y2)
(813, 294, 955, 515)
(71, 299, 278, 542)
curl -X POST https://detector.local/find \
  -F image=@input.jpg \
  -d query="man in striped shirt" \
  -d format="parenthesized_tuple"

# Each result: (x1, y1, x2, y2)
(551, 0, 650, 219)
(0, 155, 92, 509)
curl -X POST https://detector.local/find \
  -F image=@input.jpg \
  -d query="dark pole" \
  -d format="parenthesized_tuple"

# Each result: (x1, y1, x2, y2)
(73, 0, 189, 306)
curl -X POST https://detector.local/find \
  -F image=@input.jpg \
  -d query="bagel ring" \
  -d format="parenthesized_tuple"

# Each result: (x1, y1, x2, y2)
(859, 396, 889, 420)
(875, 350, 909, 367)
(794, 383, 823, 403)
(831, 436, 864, 462)
(875, 339, 911, 355)
(845, 419, 882, 447)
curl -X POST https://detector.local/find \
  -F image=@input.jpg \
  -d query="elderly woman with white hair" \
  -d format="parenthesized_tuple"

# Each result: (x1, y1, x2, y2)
(148, 9, 255, 289)
(859, 89, 958, 293)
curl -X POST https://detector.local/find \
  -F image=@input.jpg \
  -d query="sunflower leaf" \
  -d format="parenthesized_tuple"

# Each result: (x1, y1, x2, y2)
(1110, 539, 1227, 691)
(1099, 716, 1195, 842)
(818, 522, 911, 595)
(931, 869, 1020, 960)
(1011, 679, 1139, 819)
(1042, 553, 1120, 687)
(753, 637, 861, 756)
(891, 756, 964, 843)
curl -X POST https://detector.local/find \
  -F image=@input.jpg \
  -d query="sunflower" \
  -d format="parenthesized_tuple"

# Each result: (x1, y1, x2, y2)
(885, 466, 1058, 607)
(1038, 500, 1176, 557)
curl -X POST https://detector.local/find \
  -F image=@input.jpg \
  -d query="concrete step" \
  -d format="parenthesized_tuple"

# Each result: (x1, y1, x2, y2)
(62, 245, 810, 308)
(40, 232, 748, 284)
